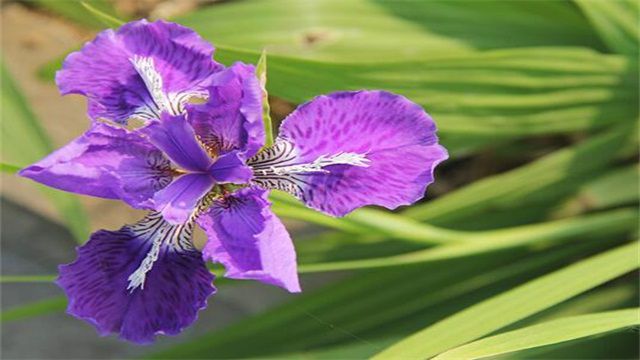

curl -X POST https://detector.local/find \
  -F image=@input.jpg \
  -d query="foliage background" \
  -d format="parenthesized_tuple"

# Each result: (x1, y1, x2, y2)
(1, 0, 638, 359)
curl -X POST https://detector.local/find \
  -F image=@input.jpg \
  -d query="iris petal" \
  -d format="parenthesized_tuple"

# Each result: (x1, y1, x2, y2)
(153, 173, 215, 225)
(56, 19, 222, 124)
(208, 151, 253, 184)
(19, 122, 172, 209)
(249, 90, 448, 217)
(57, 212, 215, 344)
(141, 113, 212, 172)
(188, 62, 264, 158)
(197, 187, 300, 293)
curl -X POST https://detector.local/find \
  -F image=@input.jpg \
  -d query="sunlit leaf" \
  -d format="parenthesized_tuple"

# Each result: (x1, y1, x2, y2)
(256, 50, 274, 147)
(0, 163, 21, 174)
(575, 0, 639, 58)
(148, 235, 624, 359)
(298, 208, 637, 273)
(175, 0, 604, 62)
(372, 241, 639, 359)
(434, 308, 639, 359)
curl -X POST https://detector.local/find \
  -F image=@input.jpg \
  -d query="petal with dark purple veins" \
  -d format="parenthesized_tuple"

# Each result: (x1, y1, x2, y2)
(56, 19, 223, 124)
(141, 113, 212, 172)
(249, 90, 448, 217)
(153, 173, 215, 224)
(188, 62, 264, 158)
(197, 187, 300, 293)
(19, 122, 172, 209)
(57, 212, 215, 344)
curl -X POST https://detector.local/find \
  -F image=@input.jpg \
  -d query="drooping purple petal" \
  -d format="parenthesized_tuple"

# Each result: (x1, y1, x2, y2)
(56, 19, 223, 124)
(57, 212, 215, 344)
(19, 122, 172, 209)
(187, 62, 264, 158)
(141, 113, 212, 172)
(208, 151, 253, 184)
(197, 187, 300, 293)
(249, 90, 448, 217)
(154, 173, 215, 224)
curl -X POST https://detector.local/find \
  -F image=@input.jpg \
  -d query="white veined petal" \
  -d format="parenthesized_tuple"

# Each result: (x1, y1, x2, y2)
(248, 140, 370, 199)
(125, 212, 195, 292)
(129, 56, 209, 119)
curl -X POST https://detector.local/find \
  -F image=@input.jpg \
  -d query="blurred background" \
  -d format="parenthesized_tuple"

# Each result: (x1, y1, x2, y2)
(1, 0, 638, 359)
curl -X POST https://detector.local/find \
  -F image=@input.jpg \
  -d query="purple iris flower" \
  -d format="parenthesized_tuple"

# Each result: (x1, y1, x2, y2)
(19, 20, 448, 344)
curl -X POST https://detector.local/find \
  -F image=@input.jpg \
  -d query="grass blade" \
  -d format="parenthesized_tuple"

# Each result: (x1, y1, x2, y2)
(405, 127, 634, 224)
(552, 164, 639, 217)
(372, 241, 640, 359)
(434, 308, 640, 359)
(575, 0, 639, 58)
(0, 275, 57, 283)
(299, 208, 637, 273)
(256, 50, 274, 147)
(1, 63, 89, 242)
(0, 163, 21, 174)
(32, 0, 122, 29)
(1, 297, 67, 323)
(80, 1, 124, 28)
(271, 192, 463, 245)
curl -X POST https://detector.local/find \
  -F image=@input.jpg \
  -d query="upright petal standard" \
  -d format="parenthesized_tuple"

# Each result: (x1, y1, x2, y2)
(56, 19, 223, 124)
(19, 19, 448, 344)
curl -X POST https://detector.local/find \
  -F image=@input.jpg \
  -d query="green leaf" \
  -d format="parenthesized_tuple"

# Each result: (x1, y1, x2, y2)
(505, 282, 639, 332)
(175, 0, 604, 62)
(256, 50, 274, 147)
(218, 47, 637, 139)
(298, 208, 637, 273)
(271, 191, 463, 245)
(272, 127, 633, 243)
(575, 0, 639, 58)
(80, 1, 124, 28)
(1, 63, 89, 242)
(32, 0, 123, 29)
(0, 275, 57, 283)
(0, 163, 21, 174)
(404, 127, 635, 225)
(509, 330, 639, 360)
(0, 297, 67, 323)
(433, 308, 640, 359)
(148, 234, 622, 359)
(372, 241, 640, 359)
(553, 164, 639, 217)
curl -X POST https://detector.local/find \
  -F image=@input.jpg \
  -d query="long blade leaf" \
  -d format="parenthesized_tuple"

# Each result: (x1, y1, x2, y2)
(434, 308, 640, 359)
(1, 63, 89, 242)
(372, 241, 640, 359)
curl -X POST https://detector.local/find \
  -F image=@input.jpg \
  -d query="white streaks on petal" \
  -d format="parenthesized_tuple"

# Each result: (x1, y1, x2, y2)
(130, 56, 209, 119)
(248, 140, 370, 199)
(126, 212, 194, 292)
(265, 151, 370, 175)
(130, 56, 171, 115)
